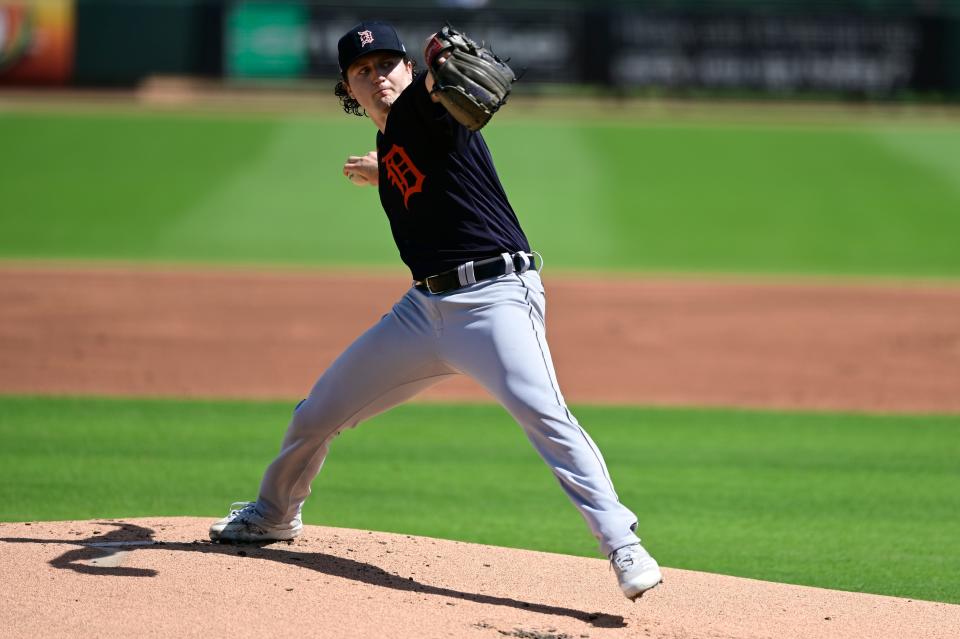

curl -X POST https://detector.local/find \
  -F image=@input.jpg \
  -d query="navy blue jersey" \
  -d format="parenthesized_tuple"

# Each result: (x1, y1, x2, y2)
(376, 72, 530, 281)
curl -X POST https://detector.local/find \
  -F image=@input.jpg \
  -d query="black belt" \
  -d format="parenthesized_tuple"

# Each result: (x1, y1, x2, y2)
(414, 252, 536, 295)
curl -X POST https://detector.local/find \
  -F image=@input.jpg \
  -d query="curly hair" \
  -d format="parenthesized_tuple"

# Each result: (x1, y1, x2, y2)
(335, 57, 417, 118)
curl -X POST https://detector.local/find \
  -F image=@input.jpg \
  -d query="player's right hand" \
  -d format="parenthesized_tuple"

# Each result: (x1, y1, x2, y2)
(343, 151, 378, 186)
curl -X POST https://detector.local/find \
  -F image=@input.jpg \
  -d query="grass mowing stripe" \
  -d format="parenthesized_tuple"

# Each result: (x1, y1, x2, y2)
(4, 110, 960, 278)
(504, 122, 960, 277)
(0, 395, 957, 603)
(0, 113, 279, 260)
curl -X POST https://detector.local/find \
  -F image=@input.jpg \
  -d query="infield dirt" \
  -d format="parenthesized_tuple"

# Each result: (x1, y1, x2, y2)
(2, 518, 958, 639)
(1, 263, 958, 413)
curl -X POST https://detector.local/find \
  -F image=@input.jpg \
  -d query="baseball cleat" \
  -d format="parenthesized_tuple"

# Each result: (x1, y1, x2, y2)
(610, 542, 663, 600)
(209, 501, 303, 543)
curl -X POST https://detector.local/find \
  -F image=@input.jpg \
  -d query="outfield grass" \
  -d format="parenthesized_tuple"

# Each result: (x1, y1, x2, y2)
(1, 396, 957, 603)
(2, 109, 960, 278)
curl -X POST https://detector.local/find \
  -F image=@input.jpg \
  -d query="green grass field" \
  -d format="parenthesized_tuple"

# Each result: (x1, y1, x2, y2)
(1, 396, 958, 604)
(2, 108, 960, 277)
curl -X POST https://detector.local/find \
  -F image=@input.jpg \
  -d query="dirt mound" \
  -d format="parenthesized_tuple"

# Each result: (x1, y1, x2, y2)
(2, 263, 960, 413)
(1, 518, 955, 639)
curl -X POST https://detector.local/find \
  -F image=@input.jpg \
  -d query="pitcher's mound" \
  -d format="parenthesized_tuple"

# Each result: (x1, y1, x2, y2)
(1, 518, 956, 639)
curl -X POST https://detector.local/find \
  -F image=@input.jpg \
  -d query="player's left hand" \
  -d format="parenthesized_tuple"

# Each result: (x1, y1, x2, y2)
(424, 24, 516, 131)
(343, 151, 378, 186)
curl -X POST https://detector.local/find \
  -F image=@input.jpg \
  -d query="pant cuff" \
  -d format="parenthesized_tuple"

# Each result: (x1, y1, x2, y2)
(601, 532, 642, 558)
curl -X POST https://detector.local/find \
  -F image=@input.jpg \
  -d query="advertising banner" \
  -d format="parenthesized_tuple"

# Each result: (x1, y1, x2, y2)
(0, 0, 74, 84)
(225, 1, 308, 79)
(608, 13, 928, 96)
(303, 7, 955, 97)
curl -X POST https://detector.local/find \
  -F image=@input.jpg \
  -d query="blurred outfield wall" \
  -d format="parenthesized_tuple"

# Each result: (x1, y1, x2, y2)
(1, 0, 959, 99)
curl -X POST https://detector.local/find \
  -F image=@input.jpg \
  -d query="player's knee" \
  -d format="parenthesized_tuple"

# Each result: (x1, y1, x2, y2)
(506, 396, 579, 433)
(289, 396, 343, 439)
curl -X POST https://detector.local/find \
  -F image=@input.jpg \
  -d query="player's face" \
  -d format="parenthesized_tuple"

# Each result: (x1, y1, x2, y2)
(345, 52, 414, 118)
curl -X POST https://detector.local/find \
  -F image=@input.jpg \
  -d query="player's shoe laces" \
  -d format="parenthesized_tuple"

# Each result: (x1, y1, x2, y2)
(610, 542, 663, 600)
(209, 501, 303, 543)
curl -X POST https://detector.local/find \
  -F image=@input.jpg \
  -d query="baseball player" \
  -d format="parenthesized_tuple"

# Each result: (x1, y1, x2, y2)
(210, 21, 662, 601)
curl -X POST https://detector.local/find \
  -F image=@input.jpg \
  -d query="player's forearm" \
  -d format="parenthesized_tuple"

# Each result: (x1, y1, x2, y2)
(424, 71, 438, 101)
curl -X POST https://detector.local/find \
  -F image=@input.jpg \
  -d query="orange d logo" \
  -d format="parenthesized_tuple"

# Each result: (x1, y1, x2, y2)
(381, 144, 425, 209)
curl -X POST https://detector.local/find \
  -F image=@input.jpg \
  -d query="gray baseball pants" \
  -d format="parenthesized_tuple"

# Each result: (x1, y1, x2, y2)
(254, 269, 641, 556)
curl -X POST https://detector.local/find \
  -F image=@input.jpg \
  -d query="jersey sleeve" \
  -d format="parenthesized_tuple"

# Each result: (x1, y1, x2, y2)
(409, 71, 471, 148)
(409, 72, 446, 120)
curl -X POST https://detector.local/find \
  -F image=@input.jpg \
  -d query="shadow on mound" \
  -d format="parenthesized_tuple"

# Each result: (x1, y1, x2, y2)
(1, 521, 626, 629)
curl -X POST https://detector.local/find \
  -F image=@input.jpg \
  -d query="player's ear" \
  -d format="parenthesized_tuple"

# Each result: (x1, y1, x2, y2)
(343, 80, 355, 99)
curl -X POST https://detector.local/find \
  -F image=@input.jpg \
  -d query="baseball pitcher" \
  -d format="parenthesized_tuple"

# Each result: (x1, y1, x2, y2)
(210, 21, 662, 601)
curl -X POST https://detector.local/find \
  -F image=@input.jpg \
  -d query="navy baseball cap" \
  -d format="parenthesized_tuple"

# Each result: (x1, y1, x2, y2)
(338, 21, 407, 76)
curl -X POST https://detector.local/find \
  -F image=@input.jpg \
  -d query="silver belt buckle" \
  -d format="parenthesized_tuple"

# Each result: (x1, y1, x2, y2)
(425, 275, 443, 294)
